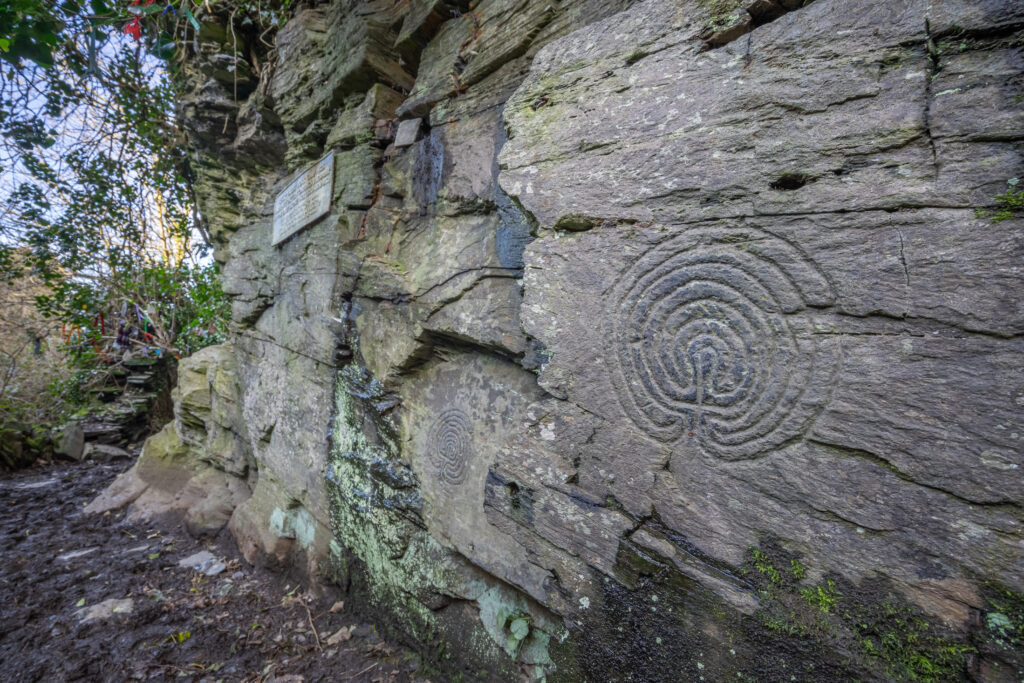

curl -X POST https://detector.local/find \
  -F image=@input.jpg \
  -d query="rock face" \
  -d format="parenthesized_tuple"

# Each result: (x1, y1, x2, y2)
(87, 344, 252, 538)
(95, 0, 1024, 679)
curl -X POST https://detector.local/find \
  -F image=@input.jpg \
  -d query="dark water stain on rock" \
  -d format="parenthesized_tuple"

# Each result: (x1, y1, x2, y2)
(411, 127, 444, 216)
(493, 112, 535, 269)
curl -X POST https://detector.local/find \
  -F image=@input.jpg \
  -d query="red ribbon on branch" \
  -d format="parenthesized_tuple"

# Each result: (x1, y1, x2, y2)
(123, 17, 141, 41)
(124, 0, 157, 42)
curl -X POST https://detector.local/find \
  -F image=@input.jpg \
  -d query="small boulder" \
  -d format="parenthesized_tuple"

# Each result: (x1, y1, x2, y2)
(204, 561, 226, 576)
(75, 598, 133, 622)
(178, 550, 216, 570)
(54, 422, 84, 461)
(83, 443, 132, 461)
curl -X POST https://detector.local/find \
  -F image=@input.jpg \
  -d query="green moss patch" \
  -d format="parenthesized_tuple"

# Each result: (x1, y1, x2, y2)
(742, 543, 975, 682)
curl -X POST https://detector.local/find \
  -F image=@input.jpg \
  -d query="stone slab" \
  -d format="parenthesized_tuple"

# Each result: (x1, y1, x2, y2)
(272, 153, 334, 246)
(178, 550, 216, 570)
(55, 422, 84, 461)
(394, 118, 422, 147)
(76, 598, 133, 622)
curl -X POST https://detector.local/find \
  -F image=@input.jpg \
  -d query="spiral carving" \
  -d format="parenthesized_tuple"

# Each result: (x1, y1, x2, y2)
(428, 408, 472, 485)
(609, 227, 840, 460)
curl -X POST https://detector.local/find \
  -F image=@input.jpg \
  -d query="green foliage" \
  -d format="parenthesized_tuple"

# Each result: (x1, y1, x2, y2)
(976, 178, 1023, 223)
(0, 1, 291, 70)
(854, 599, 972, 682)
(746, 545, 971, 681)
(750, 547, 782, 585)
(790, 559, 806, 580)
(496, 606, 532, 659)
(985, 612, 1014, 641)
(0, 264, 89, 432)
(983, 583, 1024, 653)
(800, 580, 840, 614)
(46, 346, 106, 413)
(0, 422, 50, 470)
(169, 629, 191, 644)
(0, 0, 65, 68)
(0, 4, 236, 454)
(624, 49, 651, 65)
(1, 1, 232, 358)
(167, 264, 229, 354)
(761, 610, 809, 636)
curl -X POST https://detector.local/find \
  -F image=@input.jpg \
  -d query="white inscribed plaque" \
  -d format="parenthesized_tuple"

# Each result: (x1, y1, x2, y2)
(272, 152, 335, 246)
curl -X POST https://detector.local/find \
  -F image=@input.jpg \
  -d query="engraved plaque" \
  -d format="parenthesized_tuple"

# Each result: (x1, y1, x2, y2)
(272, 152, 335, 246)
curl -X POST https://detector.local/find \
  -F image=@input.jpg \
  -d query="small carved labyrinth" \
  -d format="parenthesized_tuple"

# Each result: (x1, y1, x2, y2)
(428, 408, 472, 485)
(608, 227, 841, 460)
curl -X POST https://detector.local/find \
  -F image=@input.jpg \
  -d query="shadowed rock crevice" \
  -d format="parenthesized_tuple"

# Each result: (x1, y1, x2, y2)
(698, 0, 817, 49)
(769, 171, 812, 190)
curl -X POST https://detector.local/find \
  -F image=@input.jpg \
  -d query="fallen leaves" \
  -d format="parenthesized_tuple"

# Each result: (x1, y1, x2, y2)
(168, 630, 191, 644)
(326, 625, 353, 646)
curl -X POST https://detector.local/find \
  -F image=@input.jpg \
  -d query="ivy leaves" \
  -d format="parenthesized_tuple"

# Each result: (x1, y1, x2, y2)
(0, 0, 66, 68)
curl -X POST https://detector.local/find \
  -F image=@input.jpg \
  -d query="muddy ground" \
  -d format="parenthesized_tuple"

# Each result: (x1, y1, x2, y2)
(0, 458, 427, 682)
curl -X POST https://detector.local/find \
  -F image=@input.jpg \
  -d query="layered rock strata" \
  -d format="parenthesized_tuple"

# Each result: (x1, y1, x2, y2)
(94, 0, 1024, 679)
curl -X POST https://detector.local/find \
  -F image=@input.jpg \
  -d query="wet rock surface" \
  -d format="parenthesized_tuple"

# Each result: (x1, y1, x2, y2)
(0, 460, 422, 682)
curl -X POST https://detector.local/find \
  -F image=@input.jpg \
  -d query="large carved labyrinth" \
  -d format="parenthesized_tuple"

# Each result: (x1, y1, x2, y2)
(609, 227, 841, 460)
(428, 408, 472, 485)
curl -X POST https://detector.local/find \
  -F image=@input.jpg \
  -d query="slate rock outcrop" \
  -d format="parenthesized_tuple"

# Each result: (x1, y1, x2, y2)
(92, 0, 1024, 679)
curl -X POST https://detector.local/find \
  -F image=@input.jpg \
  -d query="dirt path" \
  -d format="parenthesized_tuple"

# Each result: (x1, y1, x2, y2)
(0, 459, 426, 682)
